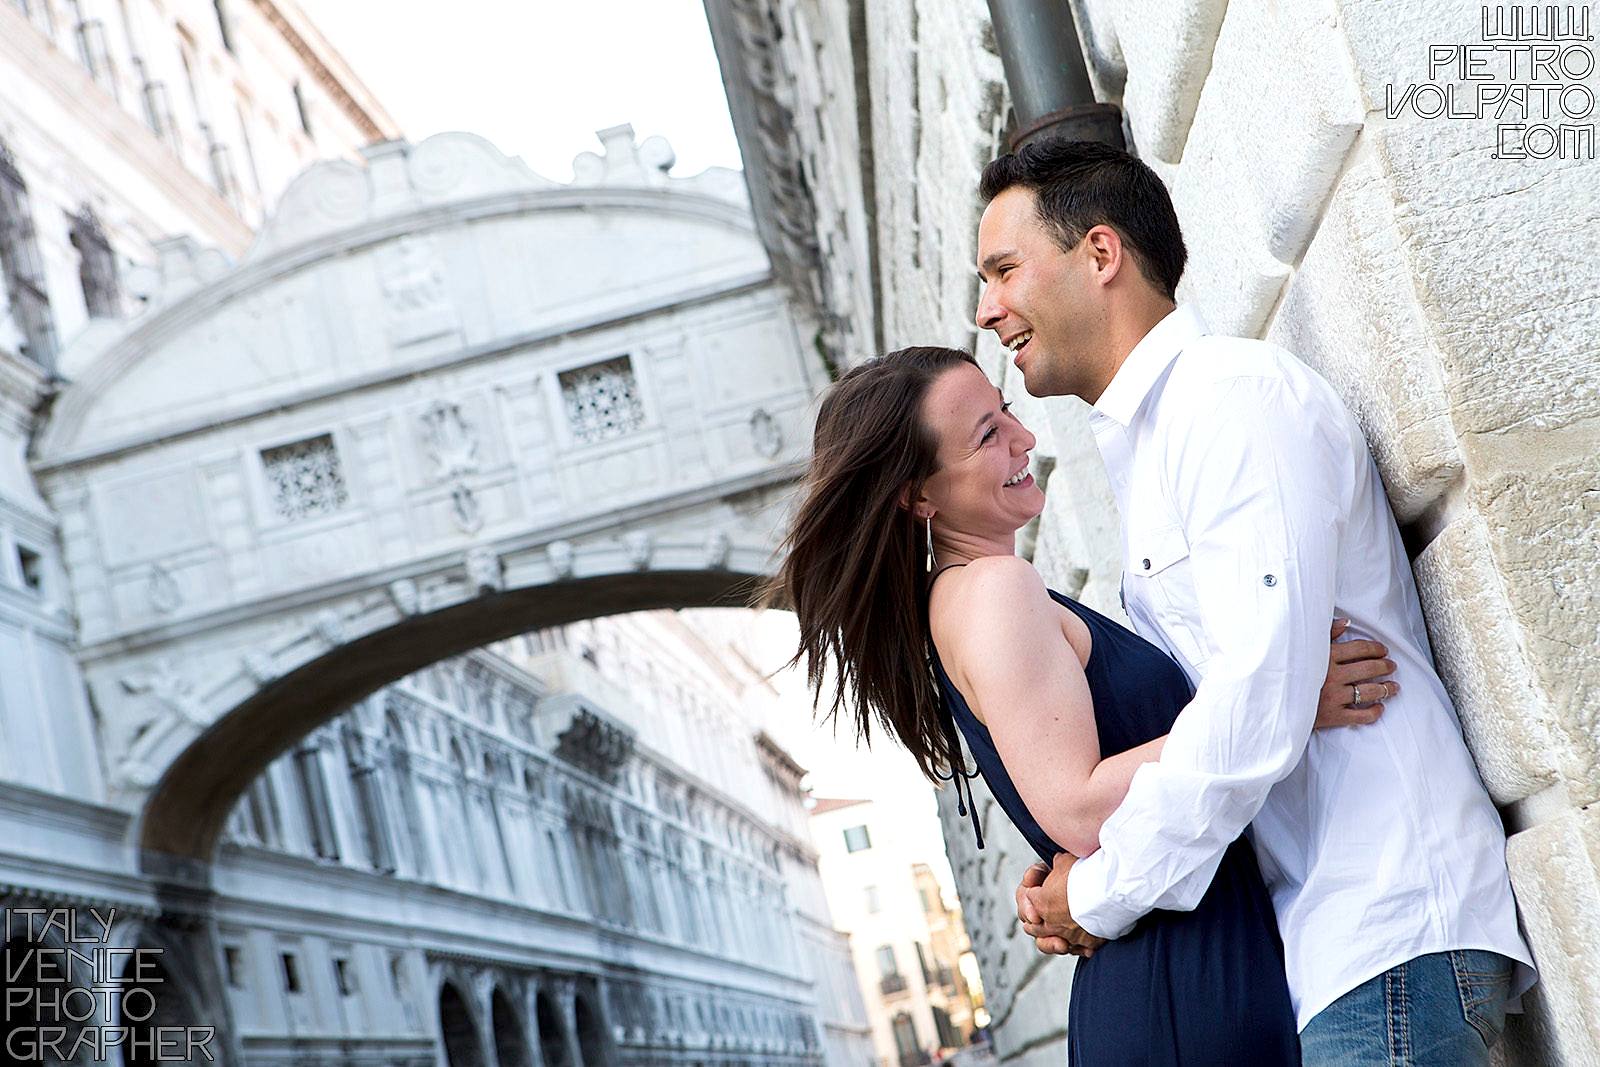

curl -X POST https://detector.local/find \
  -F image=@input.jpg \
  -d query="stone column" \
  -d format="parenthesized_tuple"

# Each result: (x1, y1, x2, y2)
(550, 976, 585, 1067)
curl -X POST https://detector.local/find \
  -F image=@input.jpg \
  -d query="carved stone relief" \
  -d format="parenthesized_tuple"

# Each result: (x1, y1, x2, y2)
(547, 540, 575, 580)
(466, 547, 503, 594)
(419, 399, 485, 535)
(146, 562, 181, 614)
(388, 578, 420, 617)
(624, 531, 653, 571)
(378, 235, 458, 347)
(749, 408, 782, 459)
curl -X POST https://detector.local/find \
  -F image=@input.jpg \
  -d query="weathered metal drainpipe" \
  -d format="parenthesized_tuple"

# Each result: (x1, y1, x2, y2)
(986, 0, 1125, 150)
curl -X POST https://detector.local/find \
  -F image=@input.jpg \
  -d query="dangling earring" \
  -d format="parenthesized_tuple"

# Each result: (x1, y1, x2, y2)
(925, 515, 935, 573)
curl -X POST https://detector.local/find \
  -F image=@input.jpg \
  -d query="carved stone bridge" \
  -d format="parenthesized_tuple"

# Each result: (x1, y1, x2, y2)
(31, 127, 826, 880)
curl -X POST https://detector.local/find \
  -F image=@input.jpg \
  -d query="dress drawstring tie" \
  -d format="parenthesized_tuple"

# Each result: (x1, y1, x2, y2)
(933, 702, 985, 851)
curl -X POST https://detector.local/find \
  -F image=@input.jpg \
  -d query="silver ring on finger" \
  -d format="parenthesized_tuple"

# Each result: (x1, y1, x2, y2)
(1350, 682, 1361, 707)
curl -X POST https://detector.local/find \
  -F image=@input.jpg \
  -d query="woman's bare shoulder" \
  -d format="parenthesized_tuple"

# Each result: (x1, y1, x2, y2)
(938, 555, 1047, 612)
(930, 556, 1052, 656)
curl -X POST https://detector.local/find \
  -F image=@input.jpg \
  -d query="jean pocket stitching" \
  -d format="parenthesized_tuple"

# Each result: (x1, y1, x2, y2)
(1450, 951, 1504, 1049)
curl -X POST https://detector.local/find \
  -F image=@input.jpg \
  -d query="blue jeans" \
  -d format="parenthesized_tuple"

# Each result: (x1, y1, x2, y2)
(1300, 950, 1514, 1066)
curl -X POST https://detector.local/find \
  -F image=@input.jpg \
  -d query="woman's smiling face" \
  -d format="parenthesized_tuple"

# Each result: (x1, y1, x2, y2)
(915, 362, 1045, 545)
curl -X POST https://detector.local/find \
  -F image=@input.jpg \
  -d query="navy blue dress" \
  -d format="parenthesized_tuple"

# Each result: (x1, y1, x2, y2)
(930, 582, 1300, 1066)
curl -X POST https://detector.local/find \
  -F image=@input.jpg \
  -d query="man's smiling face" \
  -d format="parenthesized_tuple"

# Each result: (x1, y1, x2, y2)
(974, 186, 1106, 401)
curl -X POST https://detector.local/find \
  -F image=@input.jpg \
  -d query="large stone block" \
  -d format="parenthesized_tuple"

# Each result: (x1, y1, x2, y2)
(1412, 514, 1562, 804)
(1378, 120, 1598, 436)
(936, 765, 1074, 1041)
(1179, 0, 1364, 265)
(1463, 426, 1600, 802)
(1502, 805, 1600, 1064)
(1170, 0, 1364, 338)
(937, 762, 1075, 1059)
(869, 0, 1006, 350)
(1266, 141, 1463, 521)
(1337, 0, 1600, 436)
(1172, 210, 1288, 340)
(994, 953, 1072, 1059)
(1029, 397, 1124, 616)
(1112, 0, 1227, 163)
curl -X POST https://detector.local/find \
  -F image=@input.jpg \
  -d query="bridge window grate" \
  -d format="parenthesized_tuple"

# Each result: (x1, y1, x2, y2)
(560, 355, 645, 444)
(261, 433, 349, 521)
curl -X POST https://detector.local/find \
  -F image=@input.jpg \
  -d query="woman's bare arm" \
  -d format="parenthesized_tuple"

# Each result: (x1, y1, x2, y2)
(936, 558, 1397, 859)
(934, 555, 1134, 858)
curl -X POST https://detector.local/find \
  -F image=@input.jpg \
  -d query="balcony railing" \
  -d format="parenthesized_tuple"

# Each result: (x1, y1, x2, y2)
(879, 972, 908, 996)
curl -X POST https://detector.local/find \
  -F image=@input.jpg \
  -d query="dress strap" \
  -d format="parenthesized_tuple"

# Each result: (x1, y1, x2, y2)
(927, 560, 968, 591)
(927, 562, 984, 848)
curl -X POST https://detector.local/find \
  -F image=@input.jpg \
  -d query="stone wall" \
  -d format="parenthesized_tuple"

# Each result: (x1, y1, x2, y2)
(734, 0, 1599, 1062)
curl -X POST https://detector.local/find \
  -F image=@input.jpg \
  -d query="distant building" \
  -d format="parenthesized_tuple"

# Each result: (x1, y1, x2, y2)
(0, 1, 874, 1063)
(809, 798, 986, 1067)
(203, 609, 873, 1065)
(0, 0, 398, 373)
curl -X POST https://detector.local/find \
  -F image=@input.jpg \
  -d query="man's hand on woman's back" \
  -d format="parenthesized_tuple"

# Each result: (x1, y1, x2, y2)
(1315, 618, 1397, 729)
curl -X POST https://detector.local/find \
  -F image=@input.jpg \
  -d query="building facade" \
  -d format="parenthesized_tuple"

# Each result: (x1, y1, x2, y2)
(0, 3, 879, 1064)
(0, 0, 392, 810)
(702, 0, 1600, 1063)
(809, 798, 986, 1067)
(200, 610, 871, 1066)
(0, 0, 398, 371)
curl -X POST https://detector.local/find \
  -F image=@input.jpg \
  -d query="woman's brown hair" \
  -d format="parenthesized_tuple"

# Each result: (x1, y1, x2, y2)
(765, 345, 981, 791)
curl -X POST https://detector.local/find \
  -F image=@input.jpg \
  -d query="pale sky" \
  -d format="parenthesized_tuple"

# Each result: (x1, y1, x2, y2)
(298, 0, 745, 181)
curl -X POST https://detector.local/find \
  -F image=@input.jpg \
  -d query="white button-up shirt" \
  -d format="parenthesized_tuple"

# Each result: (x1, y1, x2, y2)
(1067, 303, 1534, 1029)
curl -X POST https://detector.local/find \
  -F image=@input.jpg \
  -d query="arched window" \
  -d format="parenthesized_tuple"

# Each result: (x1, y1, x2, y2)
(491, 986, 532, 1067)
(438, 981, 485, 1067)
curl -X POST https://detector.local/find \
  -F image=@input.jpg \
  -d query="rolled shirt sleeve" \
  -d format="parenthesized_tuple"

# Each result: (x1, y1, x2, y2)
(1069, 373, 1348, 938)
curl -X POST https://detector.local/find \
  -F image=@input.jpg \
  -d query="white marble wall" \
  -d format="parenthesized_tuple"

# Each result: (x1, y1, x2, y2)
(738, 0, 1599, 1062)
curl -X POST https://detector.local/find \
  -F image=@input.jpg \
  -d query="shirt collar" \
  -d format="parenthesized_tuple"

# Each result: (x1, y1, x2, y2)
(1090, 303, 1210, 427)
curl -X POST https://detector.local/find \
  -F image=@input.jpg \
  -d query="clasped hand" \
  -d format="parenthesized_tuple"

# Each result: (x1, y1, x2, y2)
(1016, 852, 1107, 958)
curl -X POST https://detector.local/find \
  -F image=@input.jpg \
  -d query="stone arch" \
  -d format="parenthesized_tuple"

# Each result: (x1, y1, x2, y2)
(573, 990, 609, 1067)
(135, 567, 769, 877)
(119, 947, 210, 1067)
(437, 980, 485, 1067)
(490, 985, 531, 1067)
(533, 988, 569, 1067)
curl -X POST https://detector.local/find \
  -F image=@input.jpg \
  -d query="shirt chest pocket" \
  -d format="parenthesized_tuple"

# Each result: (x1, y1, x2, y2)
(1126, 523, 1209, 669)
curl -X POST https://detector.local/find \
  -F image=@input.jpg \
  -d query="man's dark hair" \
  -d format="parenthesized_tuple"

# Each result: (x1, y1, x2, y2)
(979, 139, 1186, 301)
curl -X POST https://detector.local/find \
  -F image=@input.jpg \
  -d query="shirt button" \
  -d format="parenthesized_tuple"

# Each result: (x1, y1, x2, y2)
(1263, 574, 1277, 587)
(1142, 558, 1151, 570)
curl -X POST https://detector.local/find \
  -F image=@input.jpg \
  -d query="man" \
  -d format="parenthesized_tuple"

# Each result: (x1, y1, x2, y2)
(972, 139, 1533, 1063)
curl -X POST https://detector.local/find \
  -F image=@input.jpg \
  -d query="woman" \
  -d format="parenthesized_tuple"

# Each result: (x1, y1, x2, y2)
(770, 347, 1398, 1065)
